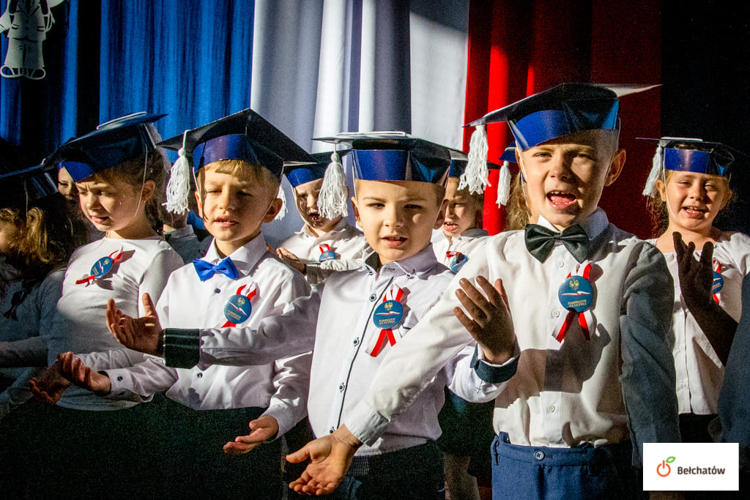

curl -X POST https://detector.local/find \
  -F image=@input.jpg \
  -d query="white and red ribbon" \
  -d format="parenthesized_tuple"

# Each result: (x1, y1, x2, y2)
(712, 260, 722, 304)
(552, 262, 596, 343)
(76, 249, 125, 285)
(368, 285, 404, 357)
(221, 283, 257, 327)
(319, 244, 332, 254)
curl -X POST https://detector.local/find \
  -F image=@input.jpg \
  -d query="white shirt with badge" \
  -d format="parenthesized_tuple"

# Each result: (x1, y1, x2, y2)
(344, 209, 679, 463)
(105, 235, 312, 437)
(432, 228, 489, 273)
(651, 231, 750, 415)
(279, 218, 371, 285)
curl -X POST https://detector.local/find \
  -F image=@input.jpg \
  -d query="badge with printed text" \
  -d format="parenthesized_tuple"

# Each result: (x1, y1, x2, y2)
(222, 284, 257, 327)
(558, 275, 593, 313)
(712, 271, 724, 294)
(372, 300, 404, 330)
(448, 252, 468, 273)
(91, 256, 114, 279)
(318, 244, 336, 262)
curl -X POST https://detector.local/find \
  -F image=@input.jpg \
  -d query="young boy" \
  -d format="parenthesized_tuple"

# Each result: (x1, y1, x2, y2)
(277, 151, 371, 285)
(287, 83, 682, 499)
(101, 134, 507, 499)
(35, 109, 314, 499)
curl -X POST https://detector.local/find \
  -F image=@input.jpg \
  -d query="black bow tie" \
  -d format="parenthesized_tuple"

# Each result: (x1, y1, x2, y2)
(524, 224, 589, 263)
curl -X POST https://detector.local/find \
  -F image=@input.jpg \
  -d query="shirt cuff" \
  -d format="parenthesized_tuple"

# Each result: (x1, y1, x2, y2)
(261, 404, 297, 440)
(163, 328, 201, 369)
(470, 346, 518, 384)
(342, 400, 391, 446)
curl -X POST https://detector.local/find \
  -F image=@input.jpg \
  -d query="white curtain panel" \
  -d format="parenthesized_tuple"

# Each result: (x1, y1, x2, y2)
(252, 0, 469, 246)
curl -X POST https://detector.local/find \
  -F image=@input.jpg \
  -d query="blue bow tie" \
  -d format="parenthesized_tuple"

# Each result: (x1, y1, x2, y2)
(193, 257, 240, 281)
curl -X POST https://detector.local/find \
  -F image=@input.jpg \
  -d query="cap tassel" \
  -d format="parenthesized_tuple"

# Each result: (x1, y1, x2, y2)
(318, 151, 348, 219)
(164, 131, 191, 214)
(496, 160, 511, 207)
(459, 125, 490, 195)
(274, 183, 287, 221)
(642, 144, 663, 197)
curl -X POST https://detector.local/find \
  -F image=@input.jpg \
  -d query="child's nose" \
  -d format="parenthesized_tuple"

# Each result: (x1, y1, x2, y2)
(549, 155, 573, 180)
(383, 206, 404, 227)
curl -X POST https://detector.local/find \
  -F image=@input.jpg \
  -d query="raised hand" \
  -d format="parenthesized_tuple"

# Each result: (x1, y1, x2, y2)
(223, 416, 279, 455)
(673, 232, 714, 312)
(276, 247, 307, 274)
(453, 276, 515, 364)
(29, 354, 73, 404)
(286, 425, 361, 496)
(55, 352, 112, 395)
(105, 293, 163, 356)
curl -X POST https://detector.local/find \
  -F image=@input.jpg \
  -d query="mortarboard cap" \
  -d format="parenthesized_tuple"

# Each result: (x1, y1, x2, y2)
(42, 112, 165, 182)
(0, 163, 58, 209)
(641, 137, 743, 197)
(284, 152, 333, 188)
(159, 109, 314, 215)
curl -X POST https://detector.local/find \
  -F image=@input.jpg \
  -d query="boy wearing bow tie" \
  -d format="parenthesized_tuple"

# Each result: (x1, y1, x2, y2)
(33, 110, 313, 499)
(289, 84, 681, 499)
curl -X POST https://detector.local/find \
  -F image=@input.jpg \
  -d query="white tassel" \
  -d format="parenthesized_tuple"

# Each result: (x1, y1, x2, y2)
(317, 151, 348, 219)
(164, 131, 191, 214)
(274, 183, 287, 221)
(642, 144, 663, 197)
(459, 125, 489, 195)
(496, 161, 511, 207)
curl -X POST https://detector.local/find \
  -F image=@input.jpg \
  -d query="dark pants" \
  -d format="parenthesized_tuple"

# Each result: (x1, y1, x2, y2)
(330, 442, 445, 500)
(491, 433, 641, 500)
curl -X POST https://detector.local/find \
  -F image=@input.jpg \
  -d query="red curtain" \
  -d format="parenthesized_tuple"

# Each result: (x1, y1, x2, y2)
(464, 0, 662, 238)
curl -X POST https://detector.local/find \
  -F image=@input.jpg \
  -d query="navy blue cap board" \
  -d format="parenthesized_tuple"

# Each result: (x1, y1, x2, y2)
(42, 112, 166, 182)
(499, 141, 517, 164)
(447, 147, 512, 206)
(0, 162, 58, 208)
(641, 137, 744, 197)
(283, 151, 347, 188)
(314, 132, 451, 185)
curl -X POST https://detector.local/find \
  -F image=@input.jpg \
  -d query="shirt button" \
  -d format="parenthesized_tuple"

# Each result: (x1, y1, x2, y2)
(197, 373, 203, 378)
(117, 376, 123, 382)
(533, 450, 545, 461)
(353, 338, 360, 346)
(214, 288, 221, 294)
(548, 404, 556, 413)
(338, 383, 346, 392)
(556, 260, 564, 268)
(329, 427, 335, 434)
(552, 310, 561, 318)
(369, 294, 377, 302)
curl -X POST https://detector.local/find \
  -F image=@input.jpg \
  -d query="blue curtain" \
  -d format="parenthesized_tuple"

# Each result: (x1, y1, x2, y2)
(0, 0, 255, 166)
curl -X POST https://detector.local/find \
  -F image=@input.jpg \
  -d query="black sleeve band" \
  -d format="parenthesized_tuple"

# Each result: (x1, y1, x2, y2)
(163, 328, 201, 369)
(470, 346, 518, 384)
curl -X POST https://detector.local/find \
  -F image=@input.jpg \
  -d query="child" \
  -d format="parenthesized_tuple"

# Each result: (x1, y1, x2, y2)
(103, 133, 507, 500)
(287, 83, 682, 499)
(10, 113, 185, 499)
(277, 151, 370, 285)
(37, 109, 315, 499)
(642, 138, 750, 443)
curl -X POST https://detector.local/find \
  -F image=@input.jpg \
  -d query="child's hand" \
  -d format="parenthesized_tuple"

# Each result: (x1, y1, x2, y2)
(454, 276, 516, 365)
(276, 248, 307, 274)
(55, 352, 112, 395)
(286, 425, 361, 495)
(673, 232, 714, 312)
(223, 416, 279, 455)
(106, 294, 163, 356)
(29, 356, 73, 404)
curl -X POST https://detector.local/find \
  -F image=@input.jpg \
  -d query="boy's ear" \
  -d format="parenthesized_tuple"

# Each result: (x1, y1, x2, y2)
(434, 198, 448, 230)
(350, 195, 360, 223)
(604, 149, 627, 186)
(140, 180, 156, 201)
(263, 197, 283, 223)
(655, 179, 667, 202)
(194, 191, 205, 219)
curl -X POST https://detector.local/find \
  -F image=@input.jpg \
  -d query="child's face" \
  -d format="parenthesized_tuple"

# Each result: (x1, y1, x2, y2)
(352, 180, 444, 265)
(441, 177, 478, 239)
(293, 178, 341, 234)
(57, 167, 78, 202)
(0, 221, 19, 254)
(197, 165, 280, 257)
(657, 171, 730, 236)
(516, 130, 625, 230)
(76, 177, 154, 238)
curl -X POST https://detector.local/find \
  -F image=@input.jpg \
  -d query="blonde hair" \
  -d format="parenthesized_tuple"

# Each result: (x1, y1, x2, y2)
(504, 174, 531, 231)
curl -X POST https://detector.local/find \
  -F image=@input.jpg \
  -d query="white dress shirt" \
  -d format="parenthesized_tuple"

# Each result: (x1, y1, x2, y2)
(651, 231, 750, 415)
(105, 235, 312, 437)
(344, 209, 680, 464)
(432, 228, 489, 269)
(279, 219, 371, 285)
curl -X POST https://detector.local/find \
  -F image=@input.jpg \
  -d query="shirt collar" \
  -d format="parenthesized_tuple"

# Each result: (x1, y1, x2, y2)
(202, 233, 268, 277)
(300, 218, 350, 238)
(362, 244, 440, 279)
(164, 225, 195, 241)
(455, 228, 489, 240)
(535, 208, 608, 241)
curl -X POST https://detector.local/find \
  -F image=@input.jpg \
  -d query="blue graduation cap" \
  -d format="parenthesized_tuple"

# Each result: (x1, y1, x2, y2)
(499, 141, 517, 164)
(462, 83, 659, 195)
(42, 112, 165, 182)
(641, 137, 741, 197)
(158, 109, 314, 214)
(448, 147, 512, 206)
(0, 163, 58, 208)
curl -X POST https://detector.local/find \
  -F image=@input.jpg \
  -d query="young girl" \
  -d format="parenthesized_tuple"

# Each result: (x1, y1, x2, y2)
(643, 137, 750, 443)
(1, 114, 184, 498)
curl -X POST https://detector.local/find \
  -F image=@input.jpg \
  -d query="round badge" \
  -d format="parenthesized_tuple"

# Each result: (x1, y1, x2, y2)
(449, 253, 468, 273)
(319, 250, 337, 262)
(90, 256, 114, 279)
(224, 294, 252, 324)
(558, 276, 594, 313)
(372, 300, 404, 330)
(712, 271, 724, 294)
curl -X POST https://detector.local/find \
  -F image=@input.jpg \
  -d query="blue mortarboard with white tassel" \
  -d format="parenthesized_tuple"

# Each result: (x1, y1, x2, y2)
(158, 108, 315, 217)
(641, 137, 741, 198)
(462, 83, 659, 200)
(448, 147, 511, 207)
